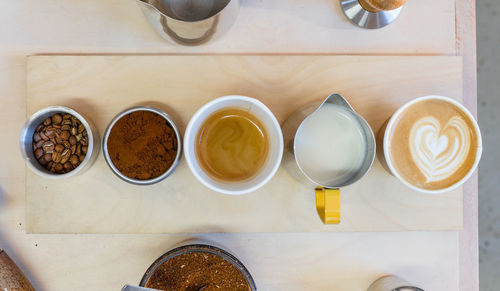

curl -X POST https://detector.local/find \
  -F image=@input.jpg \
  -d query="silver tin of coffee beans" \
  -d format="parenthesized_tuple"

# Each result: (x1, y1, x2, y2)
(20, 106, 100, 179)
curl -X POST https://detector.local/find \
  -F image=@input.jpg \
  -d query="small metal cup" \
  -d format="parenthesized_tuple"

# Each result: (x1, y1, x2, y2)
(137, 0, 240, 45)
(102, 106, 182, 185)
(19, 106, 100, 179)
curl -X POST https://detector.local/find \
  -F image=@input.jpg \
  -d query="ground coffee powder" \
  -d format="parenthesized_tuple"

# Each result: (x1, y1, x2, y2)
(107, 110, 178, 180)
(145, 251, 251, 291)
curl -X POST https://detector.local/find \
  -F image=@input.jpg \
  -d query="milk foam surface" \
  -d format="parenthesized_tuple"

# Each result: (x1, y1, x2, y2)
(295, 103, 366, 186)
(409, 116, 471, 183)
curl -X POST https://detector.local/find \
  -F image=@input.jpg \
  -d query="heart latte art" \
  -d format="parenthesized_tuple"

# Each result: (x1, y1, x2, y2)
(387, 98, 480, 191)
(409, 116, 471, 183)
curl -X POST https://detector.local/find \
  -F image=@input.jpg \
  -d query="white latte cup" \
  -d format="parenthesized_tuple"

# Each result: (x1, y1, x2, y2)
(378, 95, 482, 194)
(184, 95, 283, 195)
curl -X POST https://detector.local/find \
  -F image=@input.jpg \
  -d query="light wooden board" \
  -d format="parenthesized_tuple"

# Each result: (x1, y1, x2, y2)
(26, 55, 463, 233)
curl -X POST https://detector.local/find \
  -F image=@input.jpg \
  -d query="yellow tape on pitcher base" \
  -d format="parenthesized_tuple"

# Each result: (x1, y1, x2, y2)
(315, 187, 340, 224)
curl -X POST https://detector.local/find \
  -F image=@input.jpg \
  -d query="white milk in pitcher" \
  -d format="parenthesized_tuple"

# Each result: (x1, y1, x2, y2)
(294, 103, 367, 186)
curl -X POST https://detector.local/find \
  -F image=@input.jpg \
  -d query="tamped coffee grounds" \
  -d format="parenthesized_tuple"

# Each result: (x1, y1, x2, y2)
(107, 110, 178, 180)
(145, 251, 250, 291)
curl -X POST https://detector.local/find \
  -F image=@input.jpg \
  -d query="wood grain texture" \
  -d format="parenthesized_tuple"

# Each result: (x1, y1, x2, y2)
(0, 55, 458, 291)
(26, 55, 463, 234)
(0, 0, 471, 289)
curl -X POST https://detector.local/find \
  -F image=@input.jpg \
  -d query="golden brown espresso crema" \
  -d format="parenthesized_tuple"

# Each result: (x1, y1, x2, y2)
(196, 108, 269, 182)
(387, 99, 479, 190)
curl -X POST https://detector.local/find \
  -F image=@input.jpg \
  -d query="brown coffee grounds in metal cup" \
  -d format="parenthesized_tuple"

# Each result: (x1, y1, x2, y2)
(106, 110, 178, 180)
(145, 251, 251, 291)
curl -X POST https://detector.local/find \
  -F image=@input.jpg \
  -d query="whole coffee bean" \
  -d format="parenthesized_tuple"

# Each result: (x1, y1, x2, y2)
(69, 136, 76, 145)
(70, 155, 79, 166)
(52, 152, 62, 163)
(52, 114, 62, 125)
(60, 149, 71, 164)
(43, 117, 51, 126)
(81, 137, 88, 146)
(62, 119, 72, 126)
(63, 140, 71, 148)
(79, 154, 85, 162)
(42, 141, 55, 153)
(43, 153, 52, 163)
(63, 162, 73, 172)
(35, 148, 44, 159)
(33, 132, 42, 142)
(71, 144, 76, 155)
(39, 132, 49, 141)
(55, 144, 64, 152)
(35, 140, 44, 149)
(78, 124, 85, 134)
(61, 124, 71, 131)
(63, 114, 71, 120)
(36, 124, 44, 132)
(45, 128, 56, 139)
(38, 157, 47, 165)
(76, 144, 81, 155)
(82, 146, 88, 154)
(55, 163, 63, 173)
(60, 130, 70, 140)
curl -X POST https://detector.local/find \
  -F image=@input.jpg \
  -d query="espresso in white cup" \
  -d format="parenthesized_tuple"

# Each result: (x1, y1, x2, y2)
(184, 95, 283, 195)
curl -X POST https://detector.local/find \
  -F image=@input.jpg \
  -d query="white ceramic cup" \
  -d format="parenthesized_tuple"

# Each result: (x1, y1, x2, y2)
(184, 95, 284, 195)
(379, 95, 482, 194)
(367, 275, 423, 291)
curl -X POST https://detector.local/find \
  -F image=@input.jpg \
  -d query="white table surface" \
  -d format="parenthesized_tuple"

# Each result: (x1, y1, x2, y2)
(0, 0, 477, 290)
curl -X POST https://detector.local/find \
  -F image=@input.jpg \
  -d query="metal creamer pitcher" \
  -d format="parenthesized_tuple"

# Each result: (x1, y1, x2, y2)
(283, 93, 376, 224)
(137, 0, 239, 45)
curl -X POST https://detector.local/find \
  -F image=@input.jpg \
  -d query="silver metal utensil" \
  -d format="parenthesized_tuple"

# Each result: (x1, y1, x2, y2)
(340, 0, 403, 29)
(137, 0, 239, 45)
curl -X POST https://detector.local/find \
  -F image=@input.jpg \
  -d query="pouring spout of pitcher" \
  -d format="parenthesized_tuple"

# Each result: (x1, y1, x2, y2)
(137, 0, 162, 14)
(321, 93, 354, 111)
